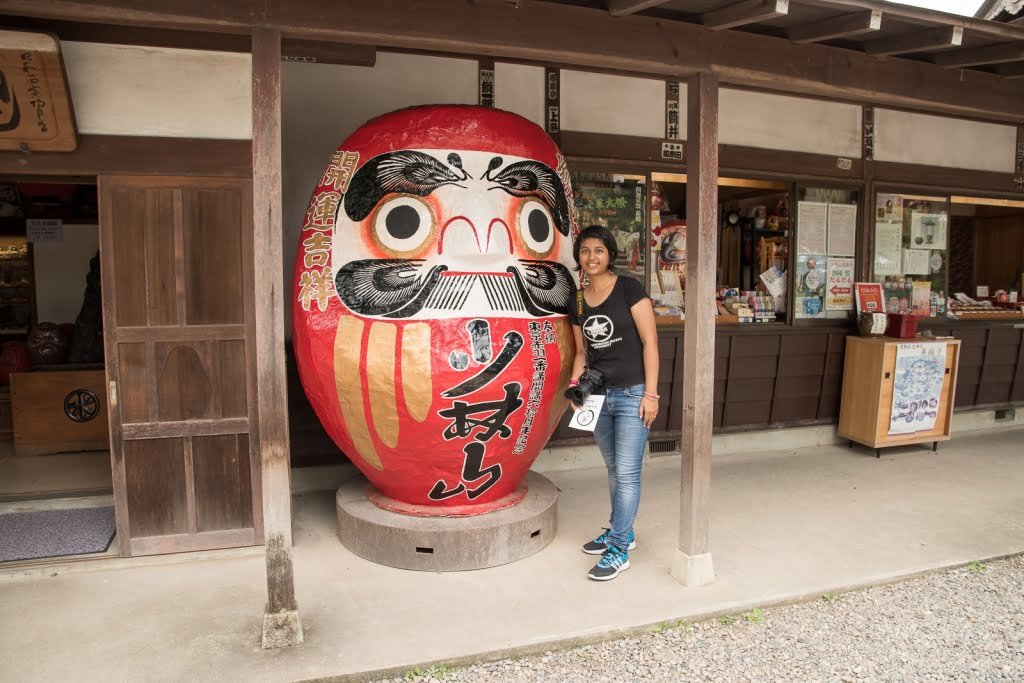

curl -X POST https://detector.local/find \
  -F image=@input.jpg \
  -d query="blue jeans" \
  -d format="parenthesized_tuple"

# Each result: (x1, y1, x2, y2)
(592, 384, 650, 551)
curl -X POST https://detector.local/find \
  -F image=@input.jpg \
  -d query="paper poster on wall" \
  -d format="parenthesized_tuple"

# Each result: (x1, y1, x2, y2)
(876, 193, 903, 222)
(26, 218, 63, 243)
(888, 342, 946, 435)
(911, 281, 932, 316)
(855, 282, 884, 313)
(910, 212, 947, 250)
(825, 257, 855, 310)
(874, 222, 902, 275)
(902, 248, 930, 275)
(796, 201, 828, 254)
(795, 254, 825, 318)
(826, 203, 857, 256)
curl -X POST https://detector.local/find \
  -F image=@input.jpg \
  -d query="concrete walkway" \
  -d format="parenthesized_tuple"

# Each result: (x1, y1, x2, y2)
(2, 426, 1022, 682)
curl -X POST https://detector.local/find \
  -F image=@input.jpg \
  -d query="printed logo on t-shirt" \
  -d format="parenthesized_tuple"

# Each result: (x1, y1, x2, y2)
(583, 314, 621, 349)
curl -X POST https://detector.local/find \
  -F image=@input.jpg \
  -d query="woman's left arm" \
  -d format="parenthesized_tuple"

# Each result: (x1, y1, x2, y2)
(631, 296, 660, 428)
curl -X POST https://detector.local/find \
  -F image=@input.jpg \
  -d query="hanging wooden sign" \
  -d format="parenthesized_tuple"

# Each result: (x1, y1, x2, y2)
(0, 31, 78, 152)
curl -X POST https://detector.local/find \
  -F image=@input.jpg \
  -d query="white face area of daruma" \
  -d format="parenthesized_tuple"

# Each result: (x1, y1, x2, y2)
(331, 149, 577, 321)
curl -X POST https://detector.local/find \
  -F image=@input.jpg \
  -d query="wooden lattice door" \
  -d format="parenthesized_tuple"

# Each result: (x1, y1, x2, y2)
(99, 175, 261, 556)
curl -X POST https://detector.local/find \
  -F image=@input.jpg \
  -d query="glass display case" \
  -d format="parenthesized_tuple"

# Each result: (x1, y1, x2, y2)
(0, 236, 34, 335)
(793, 186, 860, 321)
(872, 192, 948, 317)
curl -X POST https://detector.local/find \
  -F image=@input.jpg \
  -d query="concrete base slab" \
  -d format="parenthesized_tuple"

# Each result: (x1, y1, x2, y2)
(2, 426, 1023, 683)
(671, 550, 715, 587)
(260, 608, 303, 649)
(336, 471, 558, 571)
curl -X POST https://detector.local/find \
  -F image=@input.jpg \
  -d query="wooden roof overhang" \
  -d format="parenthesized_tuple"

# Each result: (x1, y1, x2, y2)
(1, 0, 1023, 123)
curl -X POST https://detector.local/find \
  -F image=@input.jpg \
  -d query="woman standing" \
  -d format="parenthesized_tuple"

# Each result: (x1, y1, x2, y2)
(567, 225, 660, 581)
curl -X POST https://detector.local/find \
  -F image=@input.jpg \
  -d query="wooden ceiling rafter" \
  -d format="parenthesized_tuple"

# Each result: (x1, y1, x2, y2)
(787, 9, 882, 44)
(607, 0, 669, 18)
(933, 41, 1024, 67)
(864, 25, 964, 56)
(701, 0, 790, 31)
(993, 60, 1024, 76)
(1, 0, 1023, 122)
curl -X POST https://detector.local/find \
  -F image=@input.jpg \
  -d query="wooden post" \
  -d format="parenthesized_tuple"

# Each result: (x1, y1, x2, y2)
(672, 71, 718, 587)
(252, 26, 303, 648)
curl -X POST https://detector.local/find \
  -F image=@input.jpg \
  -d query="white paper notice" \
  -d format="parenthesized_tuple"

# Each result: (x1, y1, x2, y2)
(903, 248, 930, 275)
(568, 394, 605, 432)
(760, 266, 786, 298)
(827, 203, 857, 256)
(874, 222, 902, 275)
(797, 201, 828, 255)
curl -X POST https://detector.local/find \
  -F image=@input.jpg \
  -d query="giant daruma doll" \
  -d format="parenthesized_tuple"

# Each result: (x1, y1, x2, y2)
(293, 105, 578, 516)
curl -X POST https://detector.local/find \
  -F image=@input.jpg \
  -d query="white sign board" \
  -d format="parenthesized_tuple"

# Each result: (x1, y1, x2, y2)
(26, 218, 63, 243)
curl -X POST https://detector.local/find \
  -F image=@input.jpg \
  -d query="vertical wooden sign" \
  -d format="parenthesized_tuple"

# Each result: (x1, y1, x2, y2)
(479, 59, 495, 108)
(662, 80, 683, 162)
(862, 106, 875, 161)
(0, 30, 78, 152)
(544, 66, 560, 143)
(1014, 125, 1023, 192)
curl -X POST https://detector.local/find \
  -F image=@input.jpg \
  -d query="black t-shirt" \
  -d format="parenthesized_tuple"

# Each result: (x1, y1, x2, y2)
(567, 275, 650, 388)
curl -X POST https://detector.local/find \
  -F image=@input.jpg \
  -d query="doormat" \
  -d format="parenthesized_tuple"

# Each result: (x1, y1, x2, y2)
(0, 506, 115, 563)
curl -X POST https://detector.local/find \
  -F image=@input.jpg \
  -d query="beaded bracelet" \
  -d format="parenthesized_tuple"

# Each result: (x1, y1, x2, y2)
(643, 391, 660, 400)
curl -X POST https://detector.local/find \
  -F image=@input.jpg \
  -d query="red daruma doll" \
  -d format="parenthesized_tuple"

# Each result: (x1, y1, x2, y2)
(292, 105, 578, 516)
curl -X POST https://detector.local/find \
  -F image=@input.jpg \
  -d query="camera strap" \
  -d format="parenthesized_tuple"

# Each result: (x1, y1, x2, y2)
(576, 288, 592, 368)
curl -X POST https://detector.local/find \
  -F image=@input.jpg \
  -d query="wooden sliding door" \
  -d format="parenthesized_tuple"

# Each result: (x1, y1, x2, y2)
(99, 175, 260, 556)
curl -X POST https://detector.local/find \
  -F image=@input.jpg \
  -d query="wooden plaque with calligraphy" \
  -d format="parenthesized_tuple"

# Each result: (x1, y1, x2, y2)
(0, 31, 78, 152)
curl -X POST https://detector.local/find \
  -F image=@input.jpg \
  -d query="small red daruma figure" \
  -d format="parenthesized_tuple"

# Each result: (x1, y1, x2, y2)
(292, 105, 578, 516)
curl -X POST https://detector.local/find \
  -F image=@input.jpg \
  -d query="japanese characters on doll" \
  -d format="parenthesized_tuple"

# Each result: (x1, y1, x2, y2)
(293, 105, 579, 515)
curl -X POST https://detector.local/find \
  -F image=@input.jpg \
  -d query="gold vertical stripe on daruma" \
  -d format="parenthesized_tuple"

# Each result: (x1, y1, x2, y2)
(549, 317, 575, 431)
(334, 317, 383, 470)
(366, 322, 400, 448)
(401, 322, 432, 423)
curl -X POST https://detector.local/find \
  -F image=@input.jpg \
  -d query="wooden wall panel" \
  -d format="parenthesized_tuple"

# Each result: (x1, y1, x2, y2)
(193, 434, 253, 532)
(157, 344, 214, 420)
(218, 340, 249, 418)
(111, 190, 150, 327)
(184, 189, 244, 325)
(118, 343, 151, 423)
(124, 438, 188, 538)
(144, 189, 179, 326)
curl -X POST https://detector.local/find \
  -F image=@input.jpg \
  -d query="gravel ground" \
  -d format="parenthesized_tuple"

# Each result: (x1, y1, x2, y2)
(376, 554, 1024, 683)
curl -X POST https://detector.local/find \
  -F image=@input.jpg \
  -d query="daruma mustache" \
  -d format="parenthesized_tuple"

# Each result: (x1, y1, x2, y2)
(334, 259, 575, 319)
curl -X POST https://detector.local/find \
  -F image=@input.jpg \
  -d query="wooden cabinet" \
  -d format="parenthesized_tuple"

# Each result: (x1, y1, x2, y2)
(838, 336, 961, 455)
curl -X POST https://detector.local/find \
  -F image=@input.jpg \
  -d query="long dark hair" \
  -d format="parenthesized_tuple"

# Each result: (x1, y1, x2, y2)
(572, 225, 618, 273)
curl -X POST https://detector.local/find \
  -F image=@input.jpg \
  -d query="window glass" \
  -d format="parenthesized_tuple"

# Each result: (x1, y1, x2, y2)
(793, 187, 859, 320)
(569, 170, 647, 286)
(872, 193, 948, 317)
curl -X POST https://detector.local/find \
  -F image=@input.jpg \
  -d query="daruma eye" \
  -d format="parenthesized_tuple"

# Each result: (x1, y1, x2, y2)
(518, 200, 554, 255)
(372, 196, 435, 254)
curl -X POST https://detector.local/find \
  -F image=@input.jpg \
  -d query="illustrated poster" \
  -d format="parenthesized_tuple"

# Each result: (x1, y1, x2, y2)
(888, 342, 946, 435)
(825, 257, 855, 310)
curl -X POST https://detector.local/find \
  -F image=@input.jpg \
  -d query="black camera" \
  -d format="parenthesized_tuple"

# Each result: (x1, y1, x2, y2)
(565, 367, 604, 405)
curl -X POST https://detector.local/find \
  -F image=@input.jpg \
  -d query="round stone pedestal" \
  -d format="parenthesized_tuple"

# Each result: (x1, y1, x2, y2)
(336, 471, 558, 571)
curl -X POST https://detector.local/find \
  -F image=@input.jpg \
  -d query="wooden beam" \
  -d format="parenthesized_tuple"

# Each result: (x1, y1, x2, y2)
(0, 135, 251, 176)
(674, 71, 717, 587)
(702, 0, 789, 31)
(0, 15, 374, 65)
(933, 42, 1024, 68)
(787, 9, 882, 44)
(608, 0, 669, 18)
(995, 61, 1024, 77)
(251, 26, 302, 649)
(865, 25, 963, 57)
(2, 0, 1023, 123)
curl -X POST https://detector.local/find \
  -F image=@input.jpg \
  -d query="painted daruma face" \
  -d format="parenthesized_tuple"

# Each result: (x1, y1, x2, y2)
(293, 106, 578, 515)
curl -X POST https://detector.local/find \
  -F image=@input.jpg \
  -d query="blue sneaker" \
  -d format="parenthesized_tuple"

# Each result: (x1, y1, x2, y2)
(583, 528, 636, 555)
(587, 545, 630, 581)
